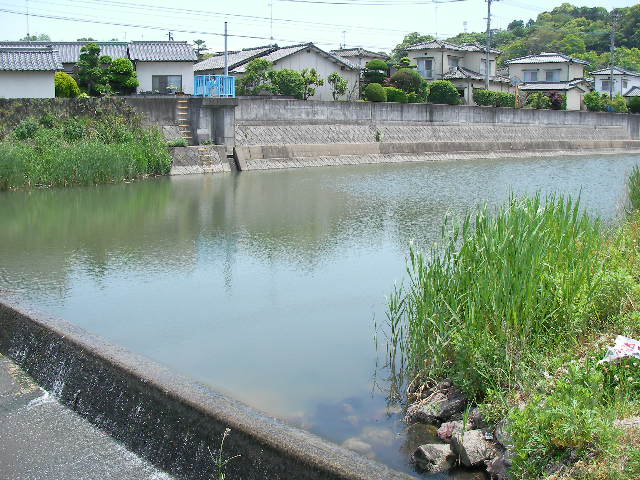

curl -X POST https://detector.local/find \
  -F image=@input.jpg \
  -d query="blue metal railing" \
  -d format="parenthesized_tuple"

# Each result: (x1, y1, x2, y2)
(194, 75, 236, 98)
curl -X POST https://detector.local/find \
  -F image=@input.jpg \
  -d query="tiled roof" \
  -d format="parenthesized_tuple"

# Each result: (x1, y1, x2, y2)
(592, 66, 640, 77)
(443, 66, 511, 83)
(194, 45, 277, 72)
(129, 41, 197, 61)
(330, 48, 388, 59)
(0, 47, 63, 71)
(406, 40, 501, 54)
(624, 86, 640, 97)
(505, 52, 589, 65)
(0, 42, 128, 63)
(519, 78, 591, 91)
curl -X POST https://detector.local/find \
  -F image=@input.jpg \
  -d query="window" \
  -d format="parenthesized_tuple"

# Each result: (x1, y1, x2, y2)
(152, 75, 183, 93)
(545, 69, 561, 82)
(480, 59, 487, 75)
(602, 80, 611, 91)
(448, 56, 460, 71)
(418, 58, 433, 79)
(623, 79, 629, 89)
(523, 70, 538, 82)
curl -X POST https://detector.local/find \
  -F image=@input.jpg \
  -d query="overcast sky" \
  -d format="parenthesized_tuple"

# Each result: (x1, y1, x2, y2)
(0, 0, 637, 54)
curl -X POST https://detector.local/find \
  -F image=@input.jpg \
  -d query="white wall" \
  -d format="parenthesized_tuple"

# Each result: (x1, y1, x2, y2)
(408, 49, 498, 80)
(509, 62, 573, 82)
(0, 71, 55, 98)
(135, 61, 195, 94)
(593, 74, 640, 96)
(273, 50, 360, 101)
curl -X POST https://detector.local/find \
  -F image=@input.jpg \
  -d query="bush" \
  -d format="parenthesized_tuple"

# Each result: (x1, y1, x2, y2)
(407, 92, 419, 103)
(390, 68, 423, 93)
(384, 87, 408, 103)
(363, 59, 388, 86)
(609, 94, 629, 113)
(629, 96, 640, 114)
(327, 72, 348, 100)
(237, 58, 275, 96)
(167, 138, 188, 147)
(428, 80, 460, 105)
(364, 59, 388, 71)
(63, 119, 86, 141)
(526, 92, 552, 109)
(364, 83, 387, 102)
(269, 69, 305, 99)
(54, 72, 80, 98)
(39, 112, 57, 129)
(547, 92, 567, 110)
(495, 91, 516, 108)
(12, 119, 39, 140)
(584, 91, 607, 112)
(473, 89, 497, 106)
(108, 57, 139, 94)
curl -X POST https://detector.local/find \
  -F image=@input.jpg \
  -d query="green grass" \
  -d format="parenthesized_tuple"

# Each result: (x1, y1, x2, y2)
(388, 171, 640, 479)
(0, 114, 172, 190)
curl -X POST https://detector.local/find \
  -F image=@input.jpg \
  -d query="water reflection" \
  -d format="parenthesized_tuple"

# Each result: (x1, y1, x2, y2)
(1, 154, 639, 477)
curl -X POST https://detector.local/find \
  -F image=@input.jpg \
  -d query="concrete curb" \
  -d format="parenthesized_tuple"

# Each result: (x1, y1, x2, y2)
(0, 298, 415, 480)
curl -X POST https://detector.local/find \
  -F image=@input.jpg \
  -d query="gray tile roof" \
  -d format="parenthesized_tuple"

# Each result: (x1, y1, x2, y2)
(0, 47, 63, 71)
(519, 78, 591, 91)
(129, 41, 197, 62)
(406, 40, 501, 54)
(592, 66, 640, 77)
(0, 42, 128, 63)
(330, 48, 388, 59)
(194, 45, 276, 72)
(443, 66, 511, 83)
(506, 52, 589, 65)
(624, 86, 640, 97)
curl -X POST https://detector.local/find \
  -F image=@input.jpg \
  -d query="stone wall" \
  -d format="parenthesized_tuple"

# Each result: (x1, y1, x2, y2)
(170, 145, 231, 175)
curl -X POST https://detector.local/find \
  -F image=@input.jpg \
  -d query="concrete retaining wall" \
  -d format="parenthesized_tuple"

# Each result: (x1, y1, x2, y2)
(170, 145, 232, 175)
(0, 298, 414, 480)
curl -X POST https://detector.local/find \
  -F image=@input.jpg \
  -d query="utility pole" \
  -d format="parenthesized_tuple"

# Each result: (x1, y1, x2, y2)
(485, 0, 497, 90)
(341, 30, 346, 49)
(269, 1, 273, 41)
(224, 22, 228, 76)
(609, 9, 620, 99)
(168, 31, 174, 41)
(26, 0, 30, 41)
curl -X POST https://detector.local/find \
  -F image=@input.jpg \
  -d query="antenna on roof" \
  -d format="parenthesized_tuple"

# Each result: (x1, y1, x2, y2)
(168, 31, 174, 41)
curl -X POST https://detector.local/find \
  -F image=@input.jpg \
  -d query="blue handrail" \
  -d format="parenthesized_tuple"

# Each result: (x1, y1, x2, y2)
(194, 75, 236, 98)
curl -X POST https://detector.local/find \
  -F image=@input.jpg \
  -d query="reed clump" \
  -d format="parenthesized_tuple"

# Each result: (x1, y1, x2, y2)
(0, 113, 171, 190)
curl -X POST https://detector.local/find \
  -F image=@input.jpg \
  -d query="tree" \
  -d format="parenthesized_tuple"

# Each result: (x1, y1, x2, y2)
(77, 37, 97, 41)
(390, 68, 423, 93)
(508, 20, 524, 30)
(391, 32, 435, 62)
(108, 57, 139, 94)
(363, 59, 389, 86)
(20, 33, 51, 41)
(270, 69, 305, 99)
(300, 68, 324, 100)
(54, 72, 80, 98)
(193, 39, 208, 59)
(236, 58, 275, 96)
(327, 72, 348, 101)
(558, 33, 586, 55)
(76, 43, 112, 96)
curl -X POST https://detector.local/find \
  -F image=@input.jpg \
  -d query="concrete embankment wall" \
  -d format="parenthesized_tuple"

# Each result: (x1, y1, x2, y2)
(0, 298, 414, 480)
(233, 99, 640, 171)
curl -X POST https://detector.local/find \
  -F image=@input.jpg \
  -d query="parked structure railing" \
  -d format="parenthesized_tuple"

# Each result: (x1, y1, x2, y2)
(194, 75, 236, 98)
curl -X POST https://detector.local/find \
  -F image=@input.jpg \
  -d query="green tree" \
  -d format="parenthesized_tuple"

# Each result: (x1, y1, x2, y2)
(236, 58, 275, 96)
(390, 68, 424, 93)
(108, 58, 139, 94)
(363, 59, 389, 86)
(77, 37, 97, 41)
(269, 69, 305, 99)
(628, 96, 640, 114)
(20, 33, 51, 41)
(558, 33, 586, 55)
(54, 72, 80, 98)
(327, 72, 348, 101)
(391, 32, 435, 62)
(300, 68, 324, 100)
(584, 91, 607, 111)
(76, 43, 112, 96)
(193, 39, 208, 59)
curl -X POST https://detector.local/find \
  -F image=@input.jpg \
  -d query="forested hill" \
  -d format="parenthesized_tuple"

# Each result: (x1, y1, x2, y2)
(392, 3, 640, 72)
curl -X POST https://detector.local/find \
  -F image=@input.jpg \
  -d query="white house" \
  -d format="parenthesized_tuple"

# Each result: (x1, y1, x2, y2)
(0, 47, 62, 98)
(330, 48, 389, 69)
(194, 43, 361, 101)
(404, 40, 512, 105)
(591, 66, 640, 97)
(128, 41, 197, 94)
(505, 52, 591, 110)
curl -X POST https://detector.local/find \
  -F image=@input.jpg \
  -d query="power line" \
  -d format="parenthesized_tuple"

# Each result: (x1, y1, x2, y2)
(279, 0, 467, 4)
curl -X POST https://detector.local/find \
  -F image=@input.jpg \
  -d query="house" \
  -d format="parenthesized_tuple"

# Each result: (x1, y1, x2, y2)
(0, 40, 198, 94)
(505, 52, 591, 110)
(194, 43, 360, 101)
(330, 48, 389, 69)
(0, 46, 62, 98)
(591, 67, 640, 97)
(625, 86, 640, 98)
(404, 40, 512, 105)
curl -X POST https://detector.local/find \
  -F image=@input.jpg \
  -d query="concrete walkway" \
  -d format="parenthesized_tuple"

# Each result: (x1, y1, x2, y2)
(0, 353, 173, 480)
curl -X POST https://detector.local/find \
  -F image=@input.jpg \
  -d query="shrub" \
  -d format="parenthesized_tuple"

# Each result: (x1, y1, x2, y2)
(167, 138, 188, 147)
(629, 96, 640, 114)
(364, 83, 387, 102)
(237, 58, 275, 96)
(327, 72, 348, 100)
(54, 72, 80, 98)
(39, 112, 57, 129)
(108, 57, 139, 94)
(495, 91, 516, 108)
(363, 59, 388, 86)
(300, 68, 324, 100)
(584, 91, 607, 112)
(608, 94, 629, 113)
(390, 68, 423, 93)
(365, 59, 388, 71)
(63, 119, 86, 141)
(384, 86, 408, 103)
(526, 92, 552, 109)
(269, 69, 305, 99)
(428, 80, 460, 105)
(407, 92, 419, 103)
(12, 119, 39, 140)
(547, 92, 566, 110)
(473, 89, 497, 106)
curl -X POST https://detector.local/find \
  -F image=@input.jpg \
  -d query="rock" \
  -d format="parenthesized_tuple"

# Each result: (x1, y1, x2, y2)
(494, 420, 513, 449)
(486, 451, 513, 480)
(469, 407, 489, 429)
(451, 429, 499, 467)
(412, 443, 456, 473)
(402, 423, 439, 456)
(405, 383, 467, 425)
(437, 420, 464, 442)
(614, 416, 640, 429)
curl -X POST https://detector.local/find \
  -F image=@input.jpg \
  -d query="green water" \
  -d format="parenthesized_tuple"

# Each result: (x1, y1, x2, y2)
(1, 154, 639, 477)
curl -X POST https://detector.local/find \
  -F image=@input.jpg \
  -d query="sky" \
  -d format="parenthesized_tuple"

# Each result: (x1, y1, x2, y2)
(0, 0, 637, 54)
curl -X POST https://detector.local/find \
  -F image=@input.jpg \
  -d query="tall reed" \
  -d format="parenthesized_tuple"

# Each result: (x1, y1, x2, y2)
(388, 195, 614, 399)
(627, 165, 640, 214)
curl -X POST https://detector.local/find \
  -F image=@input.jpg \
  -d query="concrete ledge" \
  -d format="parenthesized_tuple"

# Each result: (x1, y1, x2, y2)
(0, 298, 414, 480)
